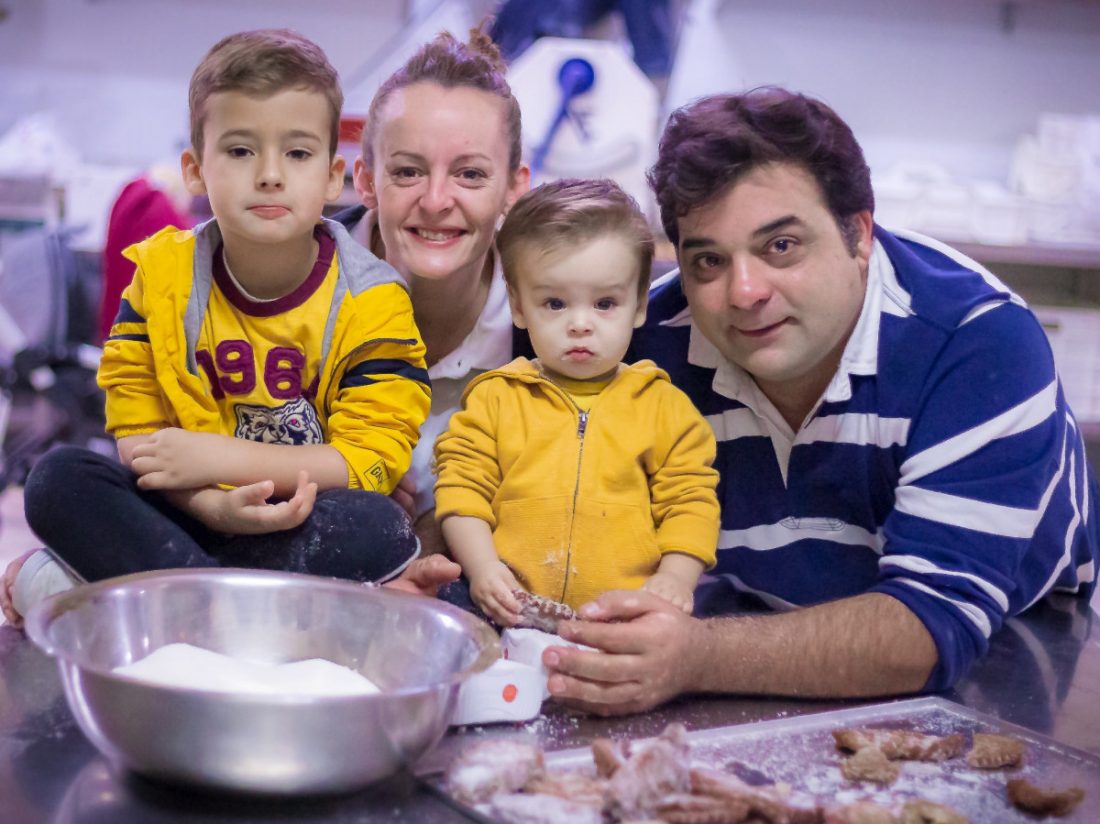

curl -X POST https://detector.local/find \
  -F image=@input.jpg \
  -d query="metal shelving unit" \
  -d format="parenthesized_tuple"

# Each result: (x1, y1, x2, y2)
(948, 239, 1100, 272)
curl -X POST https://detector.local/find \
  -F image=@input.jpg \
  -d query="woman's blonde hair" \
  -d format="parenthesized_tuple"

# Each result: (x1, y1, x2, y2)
(361, 25, 522, 172)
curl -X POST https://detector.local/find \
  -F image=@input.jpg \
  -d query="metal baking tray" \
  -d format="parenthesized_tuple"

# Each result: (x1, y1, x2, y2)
(428, 696, 1099, 822)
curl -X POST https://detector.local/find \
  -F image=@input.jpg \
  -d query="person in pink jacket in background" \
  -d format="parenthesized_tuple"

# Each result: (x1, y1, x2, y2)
(97, 172, 192, 343)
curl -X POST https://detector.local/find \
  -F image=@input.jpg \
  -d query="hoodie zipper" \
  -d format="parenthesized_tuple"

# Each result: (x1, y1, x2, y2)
(560, 407, 589, 601)
(534, 372, 592, 603)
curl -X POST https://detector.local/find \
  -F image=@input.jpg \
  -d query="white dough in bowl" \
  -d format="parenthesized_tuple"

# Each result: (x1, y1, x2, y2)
(113, 643, 381, 696)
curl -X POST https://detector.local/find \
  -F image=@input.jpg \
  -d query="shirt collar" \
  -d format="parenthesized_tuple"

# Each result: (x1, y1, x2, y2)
(429, 245, 513, 380)
(819, 236, 887, 403)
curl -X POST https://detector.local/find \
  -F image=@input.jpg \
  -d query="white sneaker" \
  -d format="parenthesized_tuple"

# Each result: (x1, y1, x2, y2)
(11, 548, 83, 619)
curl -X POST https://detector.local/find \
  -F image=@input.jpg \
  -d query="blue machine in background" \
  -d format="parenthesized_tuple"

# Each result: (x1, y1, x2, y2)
(530, 57, 596, 177)
(491, 0, 674, 80)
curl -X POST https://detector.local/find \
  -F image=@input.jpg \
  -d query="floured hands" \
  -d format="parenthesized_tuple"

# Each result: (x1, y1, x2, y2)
(641, 571, 695, 613)
(468, 560, 523, 627)
(542, 589, 707, 716)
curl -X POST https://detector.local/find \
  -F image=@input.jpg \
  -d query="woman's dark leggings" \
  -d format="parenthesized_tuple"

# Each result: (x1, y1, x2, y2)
(23, 446, 418, 584)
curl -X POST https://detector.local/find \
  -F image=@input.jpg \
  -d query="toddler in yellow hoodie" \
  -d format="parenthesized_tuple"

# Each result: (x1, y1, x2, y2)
(434, 179, 719, 625)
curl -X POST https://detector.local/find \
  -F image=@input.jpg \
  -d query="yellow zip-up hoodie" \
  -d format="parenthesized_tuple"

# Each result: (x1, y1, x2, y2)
(434, 357, 719, 609)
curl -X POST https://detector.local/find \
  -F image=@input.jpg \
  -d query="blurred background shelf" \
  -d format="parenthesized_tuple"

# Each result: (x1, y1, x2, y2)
(949, 239, 1100, 270)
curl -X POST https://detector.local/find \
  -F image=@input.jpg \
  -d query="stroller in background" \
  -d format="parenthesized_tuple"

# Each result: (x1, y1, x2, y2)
(0, 227, 110, 509)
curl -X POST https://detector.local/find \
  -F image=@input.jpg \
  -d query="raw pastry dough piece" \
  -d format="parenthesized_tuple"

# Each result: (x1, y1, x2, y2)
(655, 792, 752, 824)
(487, 792, 604, 824)
(964, 732, 1024, 769)
(825, 801, 899, 824)
(445, 739, 545, 805)
(606, 723, 692, 819)
(513, 590, 578, 633)
(690, 766, 821, 823)
(832, 728, 964, 761)
(900, 799, 969, 824)
(591, 736, 630, 778)
(1006, 778, 1085, 817)
(524, 770, 608, 806)
(841, 746, 900, 786)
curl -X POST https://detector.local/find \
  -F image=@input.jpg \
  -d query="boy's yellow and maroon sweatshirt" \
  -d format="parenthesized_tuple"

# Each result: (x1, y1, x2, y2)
(434, 357, 719, 609)
(98, 218, 430, 493)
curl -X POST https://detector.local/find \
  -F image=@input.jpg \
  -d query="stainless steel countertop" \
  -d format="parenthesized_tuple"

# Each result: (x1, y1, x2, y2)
(2, 594, 1096, 822)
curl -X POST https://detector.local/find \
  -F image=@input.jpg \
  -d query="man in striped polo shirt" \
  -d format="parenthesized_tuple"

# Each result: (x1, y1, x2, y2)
(542, 88, 1099, 715)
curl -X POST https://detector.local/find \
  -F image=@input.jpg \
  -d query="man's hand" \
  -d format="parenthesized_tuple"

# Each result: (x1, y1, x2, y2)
(1, 549, 37, 628)
(641, 571, 694, 613)
(542, 589, 706, 716)
(468, 560, 523, 626)
(546, 591, 938, 711)
(182, 472, 317, 534)
(131, 428, 228, 491)
(385, 555, 461, 597)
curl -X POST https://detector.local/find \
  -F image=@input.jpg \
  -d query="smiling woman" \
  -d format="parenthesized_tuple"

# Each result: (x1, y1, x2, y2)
(333, 26, 531, 552)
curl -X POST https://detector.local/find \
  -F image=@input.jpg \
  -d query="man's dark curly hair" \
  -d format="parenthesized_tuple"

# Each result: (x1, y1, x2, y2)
(646, 87, 874, 253)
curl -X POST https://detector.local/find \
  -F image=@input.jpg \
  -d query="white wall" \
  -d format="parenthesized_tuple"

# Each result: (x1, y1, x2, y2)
(0, 0, 407, 168)
(3, 0, 1100, 191)
(667, 0, 1100, 182)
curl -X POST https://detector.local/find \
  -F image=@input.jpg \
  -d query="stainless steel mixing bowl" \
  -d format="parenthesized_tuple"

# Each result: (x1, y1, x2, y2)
(25, 568, 499, 795)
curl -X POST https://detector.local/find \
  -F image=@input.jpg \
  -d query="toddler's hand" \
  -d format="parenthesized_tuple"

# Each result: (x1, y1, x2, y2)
(641, 572, 694, 613)
(468, 561, 523, 626)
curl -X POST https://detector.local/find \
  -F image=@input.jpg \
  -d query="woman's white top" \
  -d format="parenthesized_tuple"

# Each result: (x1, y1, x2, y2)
(352, 210, 514, 519)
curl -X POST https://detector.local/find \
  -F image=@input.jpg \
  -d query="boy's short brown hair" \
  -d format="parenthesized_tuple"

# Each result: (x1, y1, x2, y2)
(189, 29, 343, 159)
(497, 178, 654, 300)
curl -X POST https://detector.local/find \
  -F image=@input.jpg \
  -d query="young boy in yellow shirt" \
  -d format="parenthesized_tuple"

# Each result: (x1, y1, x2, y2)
(434, 179, 719, 625)
(4, 30, 430, 623)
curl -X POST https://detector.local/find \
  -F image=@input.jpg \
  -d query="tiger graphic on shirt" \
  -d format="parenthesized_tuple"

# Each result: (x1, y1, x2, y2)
(234, 397, 323, 445)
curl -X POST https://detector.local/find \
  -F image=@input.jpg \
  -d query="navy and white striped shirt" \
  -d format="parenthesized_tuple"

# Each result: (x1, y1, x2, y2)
(632, 226, 1099, 690)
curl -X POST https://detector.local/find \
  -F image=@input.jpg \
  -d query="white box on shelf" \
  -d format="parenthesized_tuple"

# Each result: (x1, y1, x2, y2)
(971, 182, 1029, 246)
(1033, 305, 1100, 423)
(0, 174, 59, 228)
